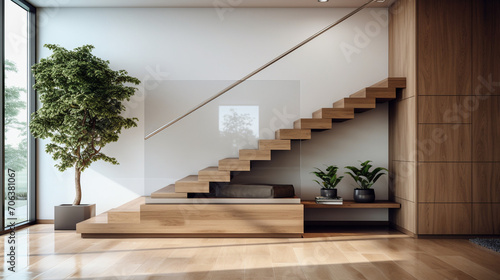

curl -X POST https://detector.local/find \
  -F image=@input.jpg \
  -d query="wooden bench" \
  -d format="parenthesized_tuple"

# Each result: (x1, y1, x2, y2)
(301, 200, 401, 209)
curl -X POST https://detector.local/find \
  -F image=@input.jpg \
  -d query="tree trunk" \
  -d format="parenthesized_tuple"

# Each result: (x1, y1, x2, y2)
(73, 165, 82, 205)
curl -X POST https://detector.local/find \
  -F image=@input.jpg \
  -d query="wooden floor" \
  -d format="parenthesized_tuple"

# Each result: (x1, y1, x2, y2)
(1, 225, 500, 279)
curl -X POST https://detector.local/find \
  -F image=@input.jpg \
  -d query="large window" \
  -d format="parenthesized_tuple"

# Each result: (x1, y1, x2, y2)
(2, 0, 36, 232)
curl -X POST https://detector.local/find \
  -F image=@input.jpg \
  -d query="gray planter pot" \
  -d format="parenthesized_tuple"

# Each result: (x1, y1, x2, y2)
(54, 204, 96, 230)
(320, 188, 337, 198)
(353, 189, 375, 203)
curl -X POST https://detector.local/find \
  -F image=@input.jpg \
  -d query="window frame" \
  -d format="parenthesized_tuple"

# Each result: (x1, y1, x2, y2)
(1, 0, 36, 234)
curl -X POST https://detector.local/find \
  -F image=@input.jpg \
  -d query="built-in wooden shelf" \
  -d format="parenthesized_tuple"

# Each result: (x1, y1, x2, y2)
(302, 200, 401, 209)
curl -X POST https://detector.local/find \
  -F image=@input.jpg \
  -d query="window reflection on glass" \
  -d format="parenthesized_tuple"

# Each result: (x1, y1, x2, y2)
(4, 0, 29, 226)
(219, 106, 259, 150)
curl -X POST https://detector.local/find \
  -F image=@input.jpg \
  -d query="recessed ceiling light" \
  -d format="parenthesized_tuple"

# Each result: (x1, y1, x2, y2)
(318, 0, 329, 3)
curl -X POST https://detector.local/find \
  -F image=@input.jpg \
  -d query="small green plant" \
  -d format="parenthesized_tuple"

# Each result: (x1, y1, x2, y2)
(345, 160, 387, 189)
(311, 165, 344, 189)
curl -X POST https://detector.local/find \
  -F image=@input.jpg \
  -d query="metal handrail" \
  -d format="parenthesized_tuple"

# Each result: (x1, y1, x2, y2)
(145, 0, 378, 140)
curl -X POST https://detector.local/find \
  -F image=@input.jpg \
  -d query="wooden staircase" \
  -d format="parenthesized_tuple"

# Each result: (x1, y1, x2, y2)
(76, 77, 406, 238)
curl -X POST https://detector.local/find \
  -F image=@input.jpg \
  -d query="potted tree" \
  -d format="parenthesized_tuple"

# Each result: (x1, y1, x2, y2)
(311, 165, 343, 198)
(30, 44, 140, 229)
(345, 160, 387, 203)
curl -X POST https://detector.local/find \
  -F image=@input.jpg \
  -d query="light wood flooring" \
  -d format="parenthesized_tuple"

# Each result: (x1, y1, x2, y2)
(1, 224, 500, 279)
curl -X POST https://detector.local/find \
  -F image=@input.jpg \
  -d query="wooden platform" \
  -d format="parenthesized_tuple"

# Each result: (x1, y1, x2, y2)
(302, 200, 401, 209)
(77, 197, 304, 238)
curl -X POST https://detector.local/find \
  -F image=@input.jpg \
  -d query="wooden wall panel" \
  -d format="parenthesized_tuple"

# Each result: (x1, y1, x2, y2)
(389, 0, 416, 99)
(418, 203, 471, 234)
(391, 161, 416, 202)
(418, 96, 472, 124)
(473, 163, 500, 203)
(390, 98, 416, 161)
(417, 0, 472, 95)
(391, 198, 416, 234)
(472, 204, 500, 234)
(473, 0, 500, 96)
(418, 163, 471, 202)
(418, 124, 471, 162)
(472, 96, 500, 161)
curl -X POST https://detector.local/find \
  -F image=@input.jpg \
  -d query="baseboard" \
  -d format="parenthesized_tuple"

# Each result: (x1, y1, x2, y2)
(415, 234, 500, 239)
(305, 221, 390, 226)
(37, 219, 54, 224)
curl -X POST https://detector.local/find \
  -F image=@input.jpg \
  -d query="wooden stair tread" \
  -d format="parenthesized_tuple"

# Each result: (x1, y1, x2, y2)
(108, 196, 145, 211)
(312, 108, 355, 121)
(239, 149, 271, 160)
(175, 175, 210, 193)
(275, 129, 311, 140)
(259, 139, 291, 150)
(371, 77, 406, 88)
(349, 87, 396, 101)
(293, 118, 332, 130)
(151, 185, 188, 198)
(219, 158, 251, 171)
(198, 167, 231, 182)
(333, 97, 376, 112)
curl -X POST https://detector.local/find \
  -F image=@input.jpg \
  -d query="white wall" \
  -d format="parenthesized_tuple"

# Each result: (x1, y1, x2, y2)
(37, 7, 389, 221)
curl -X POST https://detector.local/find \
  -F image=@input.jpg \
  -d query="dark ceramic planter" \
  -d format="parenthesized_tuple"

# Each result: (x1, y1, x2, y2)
(320, 188, 337, 198)
(353, 189, 375, 203)
(54, 204, 96, 230)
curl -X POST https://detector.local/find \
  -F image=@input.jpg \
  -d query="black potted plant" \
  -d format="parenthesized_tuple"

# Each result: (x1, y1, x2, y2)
(30, 44, 140, 229)
(345, 160, 387, 203)
(312, 165, 343, 198)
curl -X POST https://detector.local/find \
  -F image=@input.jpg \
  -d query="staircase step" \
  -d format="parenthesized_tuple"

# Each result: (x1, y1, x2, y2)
(333, 97, 376, 112)
(175, 175, 210, 193)
(198, 167, 231, 182)
(312, 108, 355, 121)
(258, 139, 291, 150)
(239, 149, 271, 160)
(219, 158, 251, 171)
(275, 129, 311, 140)
(349, 87, 396, 101)
(293, 118, 332, 130)
(372, 77, 406, 88)
(151, 185, 188, 198)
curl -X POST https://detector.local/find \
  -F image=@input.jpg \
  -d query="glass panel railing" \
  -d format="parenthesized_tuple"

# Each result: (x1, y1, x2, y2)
(144, 80, 300, 196)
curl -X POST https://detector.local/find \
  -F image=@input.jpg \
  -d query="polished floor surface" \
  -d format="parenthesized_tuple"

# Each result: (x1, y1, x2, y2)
(1, 225, 499, 279)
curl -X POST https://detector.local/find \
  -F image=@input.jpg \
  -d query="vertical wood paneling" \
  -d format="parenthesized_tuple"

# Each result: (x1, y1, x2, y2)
(390, 97, 416, 161)
(392, 161, 416, 202)
(473, 163, 500, 203)
(417, 0, 472, 95)
(418, 96, 472, 124)
(418, 124, 471, 162)
(389, 0, 416, 99)
(472, 204, 500, 234)
(391, 198, 416, 234)
(418, 163, 471, 202)
(418, 203, 472, 234)
(473, 0, 500, 96)
(472, 96, 500, 161)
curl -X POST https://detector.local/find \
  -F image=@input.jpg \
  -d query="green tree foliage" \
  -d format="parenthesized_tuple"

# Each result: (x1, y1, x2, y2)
(29, 44, 140, 205)
(4, 60, 28, 172)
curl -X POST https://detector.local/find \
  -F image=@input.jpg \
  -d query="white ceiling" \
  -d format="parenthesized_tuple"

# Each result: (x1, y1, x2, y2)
(27, 0, 395, 8)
